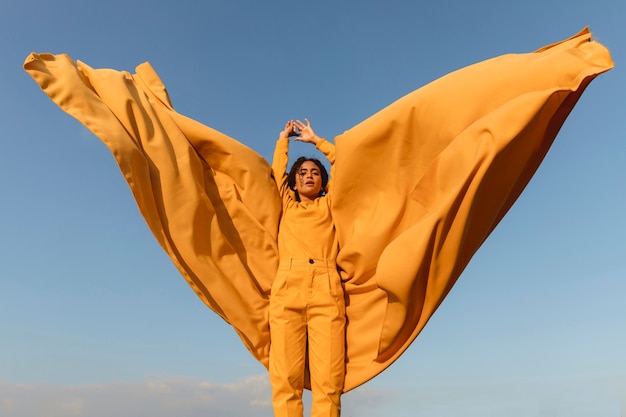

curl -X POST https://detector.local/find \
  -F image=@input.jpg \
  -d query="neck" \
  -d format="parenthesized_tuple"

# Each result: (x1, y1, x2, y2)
(299, 195, 316, 203)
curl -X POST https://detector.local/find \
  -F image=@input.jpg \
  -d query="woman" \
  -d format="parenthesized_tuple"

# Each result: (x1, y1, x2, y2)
(269, 119, 345, 417)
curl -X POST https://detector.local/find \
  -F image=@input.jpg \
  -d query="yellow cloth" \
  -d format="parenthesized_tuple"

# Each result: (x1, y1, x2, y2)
(24, 51, 281, 366)
(332, 28, 612, 389)
(23, 27, 613, 392)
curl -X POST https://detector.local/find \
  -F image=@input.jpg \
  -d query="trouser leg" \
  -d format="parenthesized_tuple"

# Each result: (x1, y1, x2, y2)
(269, 270, 307, 417)
(307, 267, 345, 417)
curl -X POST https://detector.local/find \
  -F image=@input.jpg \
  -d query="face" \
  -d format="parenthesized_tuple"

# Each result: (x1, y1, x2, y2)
(294, 160, 323, 201)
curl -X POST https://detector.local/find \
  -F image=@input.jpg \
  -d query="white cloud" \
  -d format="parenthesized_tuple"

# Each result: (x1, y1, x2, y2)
(1, 373, 623, 417)
(0, 376, 393, 417)
(346, 375, 626, 417)
(0, 375, 273, 417)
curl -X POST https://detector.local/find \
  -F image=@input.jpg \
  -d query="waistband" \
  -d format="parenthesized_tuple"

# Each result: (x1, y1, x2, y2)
(279, 258, 335, 269)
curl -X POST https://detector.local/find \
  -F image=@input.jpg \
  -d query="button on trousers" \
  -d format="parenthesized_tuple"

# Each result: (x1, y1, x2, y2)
(269, 258, 346, 417)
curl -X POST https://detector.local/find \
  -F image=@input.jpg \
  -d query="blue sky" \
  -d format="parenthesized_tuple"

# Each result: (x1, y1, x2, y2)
(1, 1, 624, 416)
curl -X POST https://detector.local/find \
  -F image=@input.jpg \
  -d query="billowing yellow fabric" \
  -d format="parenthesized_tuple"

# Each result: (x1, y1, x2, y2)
(23, 52, 281, 366)
(24, 27, 612, 392)
(332, 28, 612, 389)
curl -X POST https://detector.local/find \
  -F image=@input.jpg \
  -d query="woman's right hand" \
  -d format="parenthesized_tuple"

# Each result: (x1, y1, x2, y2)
(278, 120, 295, 140)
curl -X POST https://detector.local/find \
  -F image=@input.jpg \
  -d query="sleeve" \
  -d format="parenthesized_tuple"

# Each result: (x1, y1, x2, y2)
(315, 138, 335, 194)
(271, 137, 294, 202)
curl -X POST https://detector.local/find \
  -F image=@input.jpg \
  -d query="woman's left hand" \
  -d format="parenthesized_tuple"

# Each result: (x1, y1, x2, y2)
(294, 119, 320, 145)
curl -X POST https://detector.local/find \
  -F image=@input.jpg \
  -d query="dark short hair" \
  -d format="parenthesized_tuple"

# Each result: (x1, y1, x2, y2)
(287, 157, 329, 200)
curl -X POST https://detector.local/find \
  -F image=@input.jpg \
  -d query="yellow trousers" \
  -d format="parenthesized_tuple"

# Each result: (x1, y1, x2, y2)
(269, 258, 345, 417)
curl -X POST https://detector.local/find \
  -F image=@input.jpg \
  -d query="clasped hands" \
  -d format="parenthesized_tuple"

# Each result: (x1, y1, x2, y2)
(279, 119, 321, 145)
